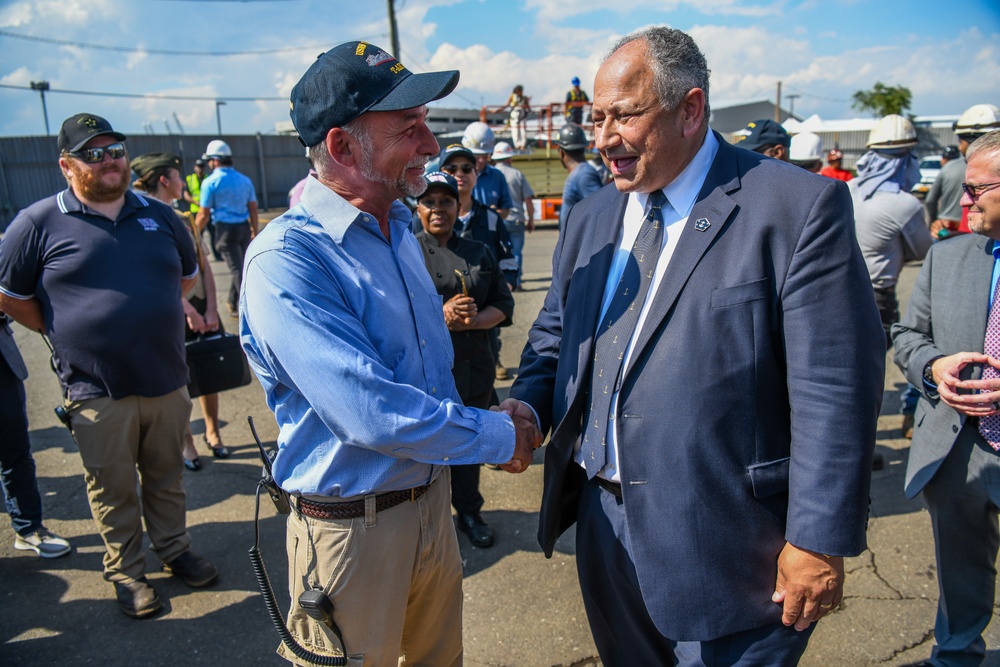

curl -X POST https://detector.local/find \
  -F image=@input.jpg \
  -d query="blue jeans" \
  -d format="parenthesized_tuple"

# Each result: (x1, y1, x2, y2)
(0, 355, 43, 535)
(505, 223, 525, 284)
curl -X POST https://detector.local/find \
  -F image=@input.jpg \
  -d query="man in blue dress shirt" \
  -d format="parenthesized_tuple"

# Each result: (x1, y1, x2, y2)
(240, 41, 539, 666)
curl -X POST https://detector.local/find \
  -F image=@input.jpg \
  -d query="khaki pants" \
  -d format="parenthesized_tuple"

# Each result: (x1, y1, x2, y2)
(279, 470, 463, 667)
(67, 388, 192, 582)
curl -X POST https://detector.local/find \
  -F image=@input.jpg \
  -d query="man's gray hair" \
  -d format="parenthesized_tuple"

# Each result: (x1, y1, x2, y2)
(307, 116, 369, 178)
(605, 26, 711, 119)
(967, 130, 1000, 174)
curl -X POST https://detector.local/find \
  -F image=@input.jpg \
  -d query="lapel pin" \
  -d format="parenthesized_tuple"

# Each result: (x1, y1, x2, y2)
(694, 218, 711, 232)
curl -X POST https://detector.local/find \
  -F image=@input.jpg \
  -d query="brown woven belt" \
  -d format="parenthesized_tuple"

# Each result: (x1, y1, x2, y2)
(296, 484, 431, 520)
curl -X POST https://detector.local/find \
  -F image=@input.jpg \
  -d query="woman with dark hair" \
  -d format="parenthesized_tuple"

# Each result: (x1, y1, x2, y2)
(131, 153, 230, 470)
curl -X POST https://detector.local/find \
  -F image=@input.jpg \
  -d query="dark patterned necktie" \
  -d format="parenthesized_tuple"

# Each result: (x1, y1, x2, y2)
(582, 191, 667, 478)
(980, 277, 1000, 450)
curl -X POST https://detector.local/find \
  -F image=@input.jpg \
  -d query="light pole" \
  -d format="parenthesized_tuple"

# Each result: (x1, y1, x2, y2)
(30, 81, 50, 135)
(215, 100, 226, 135)
(785, 93, 800, 119)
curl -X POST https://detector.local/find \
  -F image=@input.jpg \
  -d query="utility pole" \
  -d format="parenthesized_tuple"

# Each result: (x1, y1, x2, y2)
(215, 100, 226, 136)
(387, 0, 400, 59)
(30, 81, 50, 135)
(785, 93, 800, 118)
(775, 81, 782, 122)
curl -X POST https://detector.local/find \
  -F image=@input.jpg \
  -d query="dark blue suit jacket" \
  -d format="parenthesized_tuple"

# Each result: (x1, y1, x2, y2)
(510, 133, 885, 641)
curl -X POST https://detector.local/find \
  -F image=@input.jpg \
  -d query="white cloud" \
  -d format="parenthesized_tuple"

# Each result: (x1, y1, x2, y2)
(0, 3, 33, 28)
(523, 0, 784, 22)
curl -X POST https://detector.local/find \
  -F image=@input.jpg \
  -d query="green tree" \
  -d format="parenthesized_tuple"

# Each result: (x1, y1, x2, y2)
(851, 82, 912, 117)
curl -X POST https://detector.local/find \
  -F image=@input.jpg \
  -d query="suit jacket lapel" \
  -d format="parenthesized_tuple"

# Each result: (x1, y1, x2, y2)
(625, 136, 740, 376)
(573, 193, 630, 385)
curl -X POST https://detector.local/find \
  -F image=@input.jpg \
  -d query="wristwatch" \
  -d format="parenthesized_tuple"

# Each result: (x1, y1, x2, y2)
(923, 356, 943, 391)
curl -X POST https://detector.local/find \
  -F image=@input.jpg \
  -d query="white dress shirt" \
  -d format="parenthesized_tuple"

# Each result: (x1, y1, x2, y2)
(573, 130, 720, 482)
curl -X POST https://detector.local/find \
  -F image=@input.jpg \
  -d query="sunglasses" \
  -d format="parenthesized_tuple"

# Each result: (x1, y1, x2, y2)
(962, 182, 1000, 200)
(66, 142, 126, 163)
(441, 163, 475, 175)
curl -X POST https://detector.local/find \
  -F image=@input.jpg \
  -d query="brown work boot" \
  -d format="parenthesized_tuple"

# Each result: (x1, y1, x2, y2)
(114, 578, 162, 619)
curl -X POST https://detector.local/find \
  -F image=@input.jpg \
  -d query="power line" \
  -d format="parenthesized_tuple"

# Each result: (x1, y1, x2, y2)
(0, 83, 285, 102)
(0, 29, 350, 57)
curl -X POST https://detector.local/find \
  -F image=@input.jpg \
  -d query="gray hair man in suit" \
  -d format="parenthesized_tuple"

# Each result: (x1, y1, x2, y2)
(893, 129, 1000, 666)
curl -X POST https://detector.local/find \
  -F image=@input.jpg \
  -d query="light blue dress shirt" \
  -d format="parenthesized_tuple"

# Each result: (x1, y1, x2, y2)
(200, 167, 257, 223)
(240, 176, 516, 497)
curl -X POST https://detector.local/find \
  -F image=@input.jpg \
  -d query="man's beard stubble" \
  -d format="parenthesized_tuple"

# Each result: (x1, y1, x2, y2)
(67, 158, 131, 203)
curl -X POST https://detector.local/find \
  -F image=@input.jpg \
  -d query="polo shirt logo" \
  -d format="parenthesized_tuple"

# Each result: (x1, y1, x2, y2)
(138, 218, 160, 231)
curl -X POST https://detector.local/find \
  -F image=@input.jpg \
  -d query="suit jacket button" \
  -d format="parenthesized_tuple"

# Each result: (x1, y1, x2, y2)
(952, 425, 959, 433)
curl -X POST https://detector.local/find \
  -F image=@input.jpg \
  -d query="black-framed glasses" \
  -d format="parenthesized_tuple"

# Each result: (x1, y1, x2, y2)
(65, 142, 126, 163)
(962, 182, 1000, 200)
(441, 163, 474, 175)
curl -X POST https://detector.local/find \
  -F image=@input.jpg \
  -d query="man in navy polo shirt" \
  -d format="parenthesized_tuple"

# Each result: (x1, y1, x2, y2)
(0, 113, 219, 619)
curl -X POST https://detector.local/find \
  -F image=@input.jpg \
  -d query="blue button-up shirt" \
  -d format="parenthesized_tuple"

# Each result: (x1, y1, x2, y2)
(473, 164, 513, 211)
(200, 166, 256, 223)
(240, 177, 516, 497)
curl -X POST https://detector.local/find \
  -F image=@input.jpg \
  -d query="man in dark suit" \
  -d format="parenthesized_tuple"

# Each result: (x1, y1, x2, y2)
(893, 130, 1000, 667)
(500, 26, 884, 665)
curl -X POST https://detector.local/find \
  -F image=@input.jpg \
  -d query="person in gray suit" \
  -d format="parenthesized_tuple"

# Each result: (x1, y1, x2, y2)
(0, 314, 71, 558)
(893, 129, 1000, 667)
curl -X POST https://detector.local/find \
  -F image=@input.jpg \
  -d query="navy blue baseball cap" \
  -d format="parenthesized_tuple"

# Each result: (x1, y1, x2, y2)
(738, 119, 791, 152)
(421, 171, 459, 200)
(290, 41, 460, 147)
(439, 143, 477, 166)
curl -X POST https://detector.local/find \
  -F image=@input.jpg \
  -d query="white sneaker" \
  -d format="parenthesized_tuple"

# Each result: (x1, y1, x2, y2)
(14, 527, 71, 558)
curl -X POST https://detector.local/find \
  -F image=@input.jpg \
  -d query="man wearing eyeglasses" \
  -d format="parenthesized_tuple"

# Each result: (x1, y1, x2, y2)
(893, 130, 1000, 667)
(0, 113, 219, 620)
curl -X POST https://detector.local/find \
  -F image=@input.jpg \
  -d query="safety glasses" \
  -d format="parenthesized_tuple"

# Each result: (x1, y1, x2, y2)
(962, 182, 1000, 200)
(66, 142, 126, 163)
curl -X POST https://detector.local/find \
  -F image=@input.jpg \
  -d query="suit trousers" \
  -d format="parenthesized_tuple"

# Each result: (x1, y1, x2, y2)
(0, 355, 43, 535)
(576, 474, 814, 667)
(922, 420, 1000, 667)
(279, 470, 462, 667)
(66, 388, 193, 582)
(214, 221, 251, 312)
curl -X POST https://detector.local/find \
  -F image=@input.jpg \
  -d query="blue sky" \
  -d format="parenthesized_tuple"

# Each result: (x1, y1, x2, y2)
(0, 0, 997, 138)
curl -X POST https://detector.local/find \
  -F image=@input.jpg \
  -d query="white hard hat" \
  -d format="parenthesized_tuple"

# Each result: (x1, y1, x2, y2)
(205, 139, 232, 158)
(866, 115, 917, 150)
(789, 132, 824, 161)
(491, 141, 517, 161)
(462, 122, 495, 155)
(954, 104, 1000, 137)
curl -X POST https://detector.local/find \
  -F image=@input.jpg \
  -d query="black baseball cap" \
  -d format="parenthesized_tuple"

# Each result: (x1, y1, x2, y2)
(58, 113, 126, 153)
(738, 119, 790, 152)
(290, 40, 459, 147)
(942, 145, 961, 160)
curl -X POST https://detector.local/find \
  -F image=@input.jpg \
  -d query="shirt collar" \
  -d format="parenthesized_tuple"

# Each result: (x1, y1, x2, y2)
(299, 173, 413, 245)
(631, 130, 719, 218)
(57, 187, 148, 218)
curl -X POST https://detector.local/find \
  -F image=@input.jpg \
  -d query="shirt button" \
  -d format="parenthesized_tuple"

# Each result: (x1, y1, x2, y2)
(421, 339, 426, 346)
(443, 456, 450, 462)
(431, 387, 437, 394)
(410, 292, 415, 298)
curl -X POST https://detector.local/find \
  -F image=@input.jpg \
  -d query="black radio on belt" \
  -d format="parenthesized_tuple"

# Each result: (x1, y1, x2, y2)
(248, 416, 290, 515)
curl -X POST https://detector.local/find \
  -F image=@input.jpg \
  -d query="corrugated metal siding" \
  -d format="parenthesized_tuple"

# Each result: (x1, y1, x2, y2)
(0, 134, 311, 231)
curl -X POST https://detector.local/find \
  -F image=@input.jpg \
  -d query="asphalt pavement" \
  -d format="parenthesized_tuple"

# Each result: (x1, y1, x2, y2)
(2, 218, 999, 667)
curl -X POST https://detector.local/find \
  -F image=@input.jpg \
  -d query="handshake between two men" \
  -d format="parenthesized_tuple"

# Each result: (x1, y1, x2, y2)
(492, 398, 542, 473)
